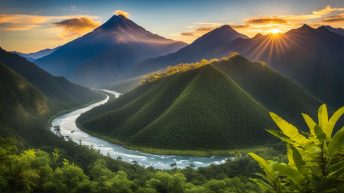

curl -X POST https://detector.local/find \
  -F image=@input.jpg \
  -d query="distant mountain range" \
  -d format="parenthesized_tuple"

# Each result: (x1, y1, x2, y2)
(136, 24, 344, 108)
(323, 25, 344, 37)
(12, 47, 59, 61)
(77, 55, 320, 150)
(36, 15, 186, 87)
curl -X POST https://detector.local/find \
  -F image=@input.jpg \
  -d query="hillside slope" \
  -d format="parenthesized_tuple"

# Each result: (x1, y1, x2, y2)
(0, 63, 49, 127)
(0, 48, 102, 111)
(78, 56, 321, 150)
(79, 64, 272, 149)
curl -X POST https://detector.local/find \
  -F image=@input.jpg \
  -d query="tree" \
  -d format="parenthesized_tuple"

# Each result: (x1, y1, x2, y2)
(249, 104, 344, 192)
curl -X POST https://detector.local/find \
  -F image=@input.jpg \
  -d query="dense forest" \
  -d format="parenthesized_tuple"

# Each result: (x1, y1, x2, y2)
(77, 55, 320, 152)
(1, 104, 343, 193)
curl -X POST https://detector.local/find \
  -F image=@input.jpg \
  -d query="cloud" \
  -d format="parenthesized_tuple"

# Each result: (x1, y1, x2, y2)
(181, 32, 195, 36)
(246, 17, 288, 25)
(313, 5, 344, 16)
(54, 17, 100, 38)
(195, 26, 214, 32)
(179, 23, 219, 39)
(322, 14, 344, 23)
(114, 10, 129, 19)
(0, 14, 49, 31)
(231, 24, 250, 29)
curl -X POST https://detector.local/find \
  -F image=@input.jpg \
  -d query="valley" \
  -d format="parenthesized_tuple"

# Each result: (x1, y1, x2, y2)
(1, 2, 344, 192)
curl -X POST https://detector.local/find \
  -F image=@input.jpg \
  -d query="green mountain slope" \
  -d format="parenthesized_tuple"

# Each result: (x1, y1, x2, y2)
(214, 56, 321, 123)
(0, 48, 102, 111)
(78, 55, 321, 151)
(0, 48, 103, 148)
(0, 63, 49, 126)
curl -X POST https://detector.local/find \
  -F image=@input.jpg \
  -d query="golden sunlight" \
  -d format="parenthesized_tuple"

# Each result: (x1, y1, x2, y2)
(269, 28, 281, 34)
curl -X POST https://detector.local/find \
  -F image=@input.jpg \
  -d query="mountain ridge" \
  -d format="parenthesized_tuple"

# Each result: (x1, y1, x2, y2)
(77, 55, 321, 151)
(36, 15, 187, 87)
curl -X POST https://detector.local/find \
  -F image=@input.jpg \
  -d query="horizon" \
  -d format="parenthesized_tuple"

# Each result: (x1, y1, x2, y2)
(1, 0, 344, 53)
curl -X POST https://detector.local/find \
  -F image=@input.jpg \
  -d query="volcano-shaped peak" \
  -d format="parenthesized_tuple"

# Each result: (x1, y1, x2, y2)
(98, 14, 133, 30)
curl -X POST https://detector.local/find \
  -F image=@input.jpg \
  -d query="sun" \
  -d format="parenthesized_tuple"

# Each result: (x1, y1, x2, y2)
(269, 28, 281, 34)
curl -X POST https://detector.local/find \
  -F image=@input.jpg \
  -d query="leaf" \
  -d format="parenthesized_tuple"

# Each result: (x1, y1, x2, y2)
(327, 106, 344, 138)
(318, 104, 330, 139)
(248, 153, 272, 175)
(270, 112, 309, 146)
(288, 146, 305, 171)
(267, 130, 294, 145)
(302, 113, 316, 137)
(327, 127, 344, 160)
(272, 162, 305, 186)
(314, 125, 326, 142)
(328, 159, 344, 177)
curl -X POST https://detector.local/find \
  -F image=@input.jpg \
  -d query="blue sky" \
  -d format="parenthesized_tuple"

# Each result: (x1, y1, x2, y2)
(1, 0, 344, 52)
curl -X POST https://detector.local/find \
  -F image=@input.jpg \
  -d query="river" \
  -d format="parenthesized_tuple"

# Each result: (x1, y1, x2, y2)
(50, 90, 231, 170)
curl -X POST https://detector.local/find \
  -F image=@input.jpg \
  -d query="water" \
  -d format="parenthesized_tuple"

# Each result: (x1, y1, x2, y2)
(50, 90, 231, 170)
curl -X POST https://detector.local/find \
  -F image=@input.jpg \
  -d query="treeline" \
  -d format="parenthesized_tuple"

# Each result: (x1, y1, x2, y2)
(141, 52, 240, 84)
(0, 137, 261, 193)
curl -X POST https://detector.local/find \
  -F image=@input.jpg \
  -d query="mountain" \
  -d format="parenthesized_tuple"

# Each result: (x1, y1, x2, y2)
(13, 47, 59, 61)
(36, 15, 187, 87)
(77, 55, 320, 151)
(0, 63, 49, 129)
(136, 25, 248, 75)
(0, 48, 103, 111)
(137, 24, 344, 108)
(322, 25, 344, 37)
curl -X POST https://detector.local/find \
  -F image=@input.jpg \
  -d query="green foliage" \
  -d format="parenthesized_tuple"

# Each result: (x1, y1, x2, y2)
(78, 54, 320, 151)
(0, 137, 261, 193)
(249, 104, 344, 192)
(79, 63, 273, 150)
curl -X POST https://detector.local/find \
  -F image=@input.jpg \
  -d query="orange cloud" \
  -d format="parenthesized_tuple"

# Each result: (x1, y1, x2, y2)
(114, 10, 129, 19)
(0, 14, 49, 31)
(313, 5, 344, 16)
(181, 32, 195, 37)
(322, 14, 344, 23)
(246, 17, 288, 25)
(54, 17, 100, 38)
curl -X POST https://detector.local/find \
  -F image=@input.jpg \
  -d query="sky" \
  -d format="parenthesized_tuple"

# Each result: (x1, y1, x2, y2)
(1, 0, 344, 53)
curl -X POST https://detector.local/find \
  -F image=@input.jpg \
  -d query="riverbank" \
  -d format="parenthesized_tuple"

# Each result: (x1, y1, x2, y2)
(76, 123, 270, 157)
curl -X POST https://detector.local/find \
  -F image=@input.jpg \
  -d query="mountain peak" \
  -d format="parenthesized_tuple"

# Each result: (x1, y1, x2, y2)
(299, 24, 313, 31)
(203, 25, 248, 40)
(98, 14, 131, 30)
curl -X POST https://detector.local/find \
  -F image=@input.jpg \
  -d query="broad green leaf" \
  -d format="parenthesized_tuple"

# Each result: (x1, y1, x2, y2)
(327, 127, 344, 159)
(327, 106, 344, 138)
(270, 112, 309, 145)
(302, 113, 316, 137)
(248, 153, 277, 182)
(267, 130, 295, 145)
(287, 146, 296, 167)
(288, 146, 305, 171)
(314, 125, 326, 141)
(328, 159, 344, 176)
(272, 162, 305, 186)
(318, 104, 330, 139)
(250, 178, 275, 192)
(248, 153, 271, 174)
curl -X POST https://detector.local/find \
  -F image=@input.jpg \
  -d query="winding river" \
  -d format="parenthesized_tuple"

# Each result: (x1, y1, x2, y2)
(50, 90, 230, 170)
